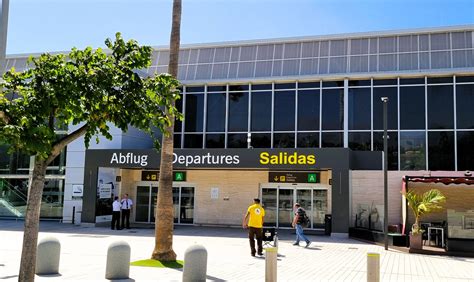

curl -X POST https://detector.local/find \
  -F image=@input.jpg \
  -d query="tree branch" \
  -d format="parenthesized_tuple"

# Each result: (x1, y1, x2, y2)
(0, 111, 9, 124)
(45, 123, 89, 166)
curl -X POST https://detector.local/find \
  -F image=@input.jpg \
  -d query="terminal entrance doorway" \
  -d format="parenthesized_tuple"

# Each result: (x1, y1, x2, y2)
(135, 182, 195, 224)
(260, 184, 331, 229)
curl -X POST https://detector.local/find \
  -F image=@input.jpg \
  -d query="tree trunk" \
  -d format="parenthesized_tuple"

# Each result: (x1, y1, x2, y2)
(152, 0, 181, 261)
(18, 158, 47, 282)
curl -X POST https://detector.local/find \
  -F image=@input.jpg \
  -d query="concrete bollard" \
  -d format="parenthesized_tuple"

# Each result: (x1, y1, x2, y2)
(105, 241, 131, 280)
(367, 252, 380, 282)
(265, 247, 277, 282)
(36, 237, 61, 275)
(182, 245, 207, 282)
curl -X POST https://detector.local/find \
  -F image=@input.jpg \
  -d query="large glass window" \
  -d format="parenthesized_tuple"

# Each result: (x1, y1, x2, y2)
(349, 132, 371, 151)
(457, 131, 474, 170)
(322, 89, 344, 130)
(228, 134, 247, 148)
(206, 92, 226, 132)
(205, 134, 225, 148)
(228, 92, 249, 132)
(373, 132, 398, 170)
(184, 94, 204, 132)
(0, 146, 30, 175)
(373, 87, 397, 130)
(174, 97, 183, 132)
(400, 131, 426, 170)
(400, 86, 425, 130)
(274, 90, 295, 131)
(428, 131, 454, 170)
(348, 88, 371, 130)
(321, 132, 343, 147)
(456, 84, 474, 129)
(427, 85, 454, 129)
(273, 133, 295, 148)
(298, 89, 320, 130)
(183, 134, 203, 148)
(251, 133, 271, 148)
(251, 91, 272, 131)
(297, 133, 319, 148)
(174, 134, 181, 149)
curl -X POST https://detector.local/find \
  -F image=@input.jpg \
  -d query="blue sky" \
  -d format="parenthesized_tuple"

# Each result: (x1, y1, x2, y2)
(5, 0, 474, 55)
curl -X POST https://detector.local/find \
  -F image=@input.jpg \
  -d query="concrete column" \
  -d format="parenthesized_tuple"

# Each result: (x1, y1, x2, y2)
(36, 237, 61, 275)
(105, 241, 130, 280)
(183, 245, 207, 282)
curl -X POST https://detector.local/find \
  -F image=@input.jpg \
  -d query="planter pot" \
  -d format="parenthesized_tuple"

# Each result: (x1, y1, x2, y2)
(410, 233, 423, 250)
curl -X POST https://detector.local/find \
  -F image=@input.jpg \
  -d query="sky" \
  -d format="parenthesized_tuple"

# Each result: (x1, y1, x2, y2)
(4, 0, 474, 55)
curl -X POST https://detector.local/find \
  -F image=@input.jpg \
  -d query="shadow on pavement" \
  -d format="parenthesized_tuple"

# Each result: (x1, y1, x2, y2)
(37, 274, 62, 278)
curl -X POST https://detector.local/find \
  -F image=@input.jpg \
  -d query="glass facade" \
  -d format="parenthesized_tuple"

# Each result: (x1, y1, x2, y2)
(171, 74, 474, 170)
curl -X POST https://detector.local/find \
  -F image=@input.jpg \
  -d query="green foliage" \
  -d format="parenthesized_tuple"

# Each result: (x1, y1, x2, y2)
(130, 259, 184, 268)
(0, 33, 182, 162)
(403, 189, 446, 235)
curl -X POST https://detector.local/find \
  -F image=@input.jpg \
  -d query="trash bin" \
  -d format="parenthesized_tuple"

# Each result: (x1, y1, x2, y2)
(324, 214, 332, 235)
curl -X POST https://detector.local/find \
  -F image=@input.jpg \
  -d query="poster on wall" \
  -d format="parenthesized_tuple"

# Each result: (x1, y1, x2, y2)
(95, 167, 120, 222)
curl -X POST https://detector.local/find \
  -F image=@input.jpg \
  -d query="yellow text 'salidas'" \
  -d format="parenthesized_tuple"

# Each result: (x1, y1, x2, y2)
(259, 152, 316, 165)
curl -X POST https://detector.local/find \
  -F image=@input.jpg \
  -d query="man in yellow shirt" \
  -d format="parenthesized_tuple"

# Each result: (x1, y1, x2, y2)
(242, 198, 265, 257)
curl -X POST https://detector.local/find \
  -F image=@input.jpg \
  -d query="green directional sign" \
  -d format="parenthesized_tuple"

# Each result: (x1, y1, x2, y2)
(141, 171, 187, 182)
(174, 172, 186, 181)
(269, 172, 320, 183)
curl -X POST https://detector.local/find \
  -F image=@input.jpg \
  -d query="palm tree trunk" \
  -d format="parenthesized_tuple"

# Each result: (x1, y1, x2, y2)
(152, 0, 181, 261)
(18, 158, 47, 282)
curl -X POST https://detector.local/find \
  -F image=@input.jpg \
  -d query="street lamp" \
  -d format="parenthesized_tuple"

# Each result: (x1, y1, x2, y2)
(0, 0, 10, 74)
(381, 96, 389, 250)
(247, 132, 252, 149)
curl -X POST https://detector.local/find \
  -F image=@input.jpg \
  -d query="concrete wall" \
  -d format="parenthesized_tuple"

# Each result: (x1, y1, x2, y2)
(63, 123, 153, 223)
(188, 170, 267, 225)
(350, 170, 470, 230)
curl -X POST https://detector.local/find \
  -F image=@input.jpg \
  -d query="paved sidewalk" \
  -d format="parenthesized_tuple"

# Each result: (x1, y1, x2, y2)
(0, 220, 473, 281)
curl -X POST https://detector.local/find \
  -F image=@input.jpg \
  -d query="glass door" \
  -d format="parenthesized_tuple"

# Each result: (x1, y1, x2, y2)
(180, 187, 195, 224)
(296, 189, 312, 227)
(278, 188, 294, 227)
(136, 183, 195, 224)
(261, 188, 277, 226)
(136, 186, 151, 222)
(313, 190, 328, 228)
(149, 186, 158, 223)
(261, 185, 330, 229)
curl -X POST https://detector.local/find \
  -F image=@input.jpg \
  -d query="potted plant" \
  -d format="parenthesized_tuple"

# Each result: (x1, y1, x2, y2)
(403, 189, 446, 250)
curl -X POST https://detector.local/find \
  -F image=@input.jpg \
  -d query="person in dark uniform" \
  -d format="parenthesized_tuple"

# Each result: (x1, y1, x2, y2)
(121, 193, 133, 229)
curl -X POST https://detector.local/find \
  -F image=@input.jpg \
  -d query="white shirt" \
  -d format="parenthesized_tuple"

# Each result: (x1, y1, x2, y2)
(121, 198, 133, 210)
(112, 200, 121, 212)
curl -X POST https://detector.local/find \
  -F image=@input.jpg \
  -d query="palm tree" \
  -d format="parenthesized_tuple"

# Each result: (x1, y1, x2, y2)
(404, 189, 446, 235)
(152, 0, 181, 261)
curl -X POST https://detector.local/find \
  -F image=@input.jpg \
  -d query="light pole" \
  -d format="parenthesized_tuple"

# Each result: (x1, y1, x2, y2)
(0, 0, 10, 74)
(381, 96, 389, 250)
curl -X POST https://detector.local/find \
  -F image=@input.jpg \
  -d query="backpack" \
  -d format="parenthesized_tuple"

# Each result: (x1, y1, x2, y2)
(298, 208, 310, 228)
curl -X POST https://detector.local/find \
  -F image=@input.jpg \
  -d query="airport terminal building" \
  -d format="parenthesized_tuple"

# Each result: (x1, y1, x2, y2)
(1, 26, 473, 239)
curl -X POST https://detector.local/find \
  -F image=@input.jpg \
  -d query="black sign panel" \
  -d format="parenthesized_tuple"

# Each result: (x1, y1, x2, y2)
(141, 171, 186, 181)
(86, 148, 382, 170)
(269, 172, 321, 183)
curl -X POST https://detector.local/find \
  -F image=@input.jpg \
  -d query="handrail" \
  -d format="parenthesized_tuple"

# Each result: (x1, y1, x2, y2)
(0, 178, 58, 204)
(1, 180, 28, 202)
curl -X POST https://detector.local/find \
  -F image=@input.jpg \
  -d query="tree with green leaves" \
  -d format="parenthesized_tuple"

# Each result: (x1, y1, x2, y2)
(152, 0, 181, 261)
(0, 33, 182, 282)
(404, 189, 446, 235)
